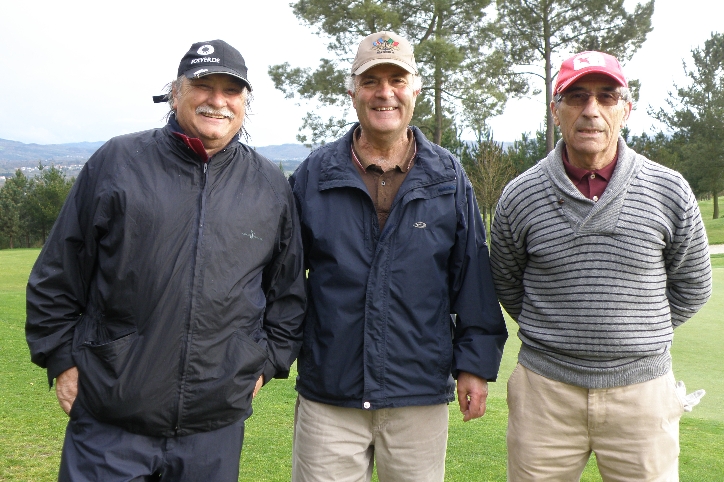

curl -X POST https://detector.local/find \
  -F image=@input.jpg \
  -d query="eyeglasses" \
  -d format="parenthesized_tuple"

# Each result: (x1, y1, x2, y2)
(558, 91, 624, 107)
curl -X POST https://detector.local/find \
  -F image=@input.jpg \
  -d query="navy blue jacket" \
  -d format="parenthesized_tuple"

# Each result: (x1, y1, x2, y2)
(26, 121, 306, 436)
(289, 125, 507, 410)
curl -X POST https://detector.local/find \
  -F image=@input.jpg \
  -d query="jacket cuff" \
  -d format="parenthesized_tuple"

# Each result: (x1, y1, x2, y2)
(453, 334, 507, 382)
(262, 359, 284, 386)
(45, 342, 75, 388)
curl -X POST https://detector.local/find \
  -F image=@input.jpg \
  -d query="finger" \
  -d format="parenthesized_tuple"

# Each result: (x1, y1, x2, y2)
(467, 392, 482, 418)
(252, 375, 264, 398)
(457, 387, 470, 414)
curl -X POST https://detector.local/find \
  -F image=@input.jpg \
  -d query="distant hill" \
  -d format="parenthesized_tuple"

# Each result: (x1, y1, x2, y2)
(253, 143, 310, 161)
(0, 138, 310, 177)
(0, 138, 105, 167)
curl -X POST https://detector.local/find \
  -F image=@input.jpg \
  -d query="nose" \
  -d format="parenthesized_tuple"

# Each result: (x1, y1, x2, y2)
(375, 80, 394, 99)
(580, 95, 601, 117)
(206, 87, 226, 107)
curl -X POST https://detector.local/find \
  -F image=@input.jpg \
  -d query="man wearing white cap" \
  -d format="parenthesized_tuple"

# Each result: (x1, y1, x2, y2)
(289, 31, 507, 481)
(489, 50, 712, 480)
(26, 39, 306, 481)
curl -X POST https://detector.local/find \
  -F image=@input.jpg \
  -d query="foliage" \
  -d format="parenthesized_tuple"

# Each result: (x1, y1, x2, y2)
(0, 164, 74, 249)
(0, 171, 30, 249)
(652, 32, 724, 219)
(460, 131, 516, 228)
(624, 130, 682, 172)
(24, 164, 75, 242)
(505, 124, 560, 175)
(494, 0, 654, 152)
(3, 249, 723, 480)
(269, 0, 528, 146)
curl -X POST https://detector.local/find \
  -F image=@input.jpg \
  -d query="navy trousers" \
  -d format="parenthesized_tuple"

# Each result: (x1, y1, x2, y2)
(58, 404, 246, 482)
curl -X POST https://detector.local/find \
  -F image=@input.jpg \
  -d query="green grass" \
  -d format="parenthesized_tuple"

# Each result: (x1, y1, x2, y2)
(698, 198, 724, 244)
(2, 249, 723, 481)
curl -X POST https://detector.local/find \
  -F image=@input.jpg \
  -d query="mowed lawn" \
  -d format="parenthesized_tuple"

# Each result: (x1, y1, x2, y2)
(1, 249, 722, 481)
(699, 198, 724, 244)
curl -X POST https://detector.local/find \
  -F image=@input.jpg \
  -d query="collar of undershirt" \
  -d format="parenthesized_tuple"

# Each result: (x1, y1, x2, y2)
(350, 126, 416, 173)
(168, 115, 209, 163)
(562, 147, 618, 182)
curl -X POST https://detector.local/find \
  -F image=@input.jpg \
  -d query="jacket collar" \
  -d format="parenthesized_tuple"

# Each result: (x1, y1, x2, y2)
(164, 113, 241, 163)
(317, 123, 455, 192)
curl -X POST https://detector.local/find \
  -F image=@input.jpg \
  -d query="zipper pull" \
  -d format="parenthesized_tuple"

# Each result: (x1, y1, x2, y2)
(204, 162, 208, 174)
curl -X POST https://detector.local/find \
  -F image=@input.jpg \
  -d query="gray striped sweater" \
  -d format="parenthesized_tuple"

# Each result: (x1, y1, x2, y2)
(490, 137, 712, 389)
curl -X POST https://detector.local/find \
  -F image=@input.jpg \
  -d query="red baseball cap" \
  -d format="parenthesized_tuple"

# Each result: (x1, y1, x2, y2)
(554, 51, 627, 95)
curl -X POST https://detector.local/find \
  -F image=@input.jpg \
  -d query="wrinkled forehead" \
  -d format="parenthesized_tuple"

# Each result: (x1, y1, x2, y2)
(185, 73, 248, 89)
(357, 63, 413, 79)
(563, 73, 624, 92)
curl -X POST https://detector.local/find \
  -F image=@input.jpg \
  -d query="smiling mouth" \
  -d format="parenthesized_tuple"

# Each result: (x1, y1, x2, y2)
(373, 107, 397, 111)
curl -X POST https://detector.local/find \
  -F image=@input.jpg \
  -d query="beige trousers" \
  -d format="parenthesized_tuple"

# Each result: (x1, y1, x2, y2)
(291, 395, 449, 482)
(507, 364, 684, 482)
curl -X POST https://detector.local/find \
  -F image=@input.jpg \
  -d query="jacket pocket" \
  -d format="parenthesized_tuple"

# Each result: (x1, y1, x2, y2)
(79, 330, 138, 379)
(74, 330, 140, 417)
(229, 330, 268, 397)
(181, 329, 269, 428)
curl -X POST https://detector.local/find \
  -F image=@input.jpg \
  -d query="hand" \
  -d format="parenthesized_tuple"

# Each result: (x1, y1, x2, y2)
(253, 374, 264, 399)
(56, 367, 78, 415)
(457, 371, 488, 422)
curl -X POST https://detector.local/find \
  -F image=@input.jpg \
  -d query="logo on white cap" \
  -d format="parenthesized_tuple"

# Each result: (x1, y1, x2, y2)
(573, 52, 607, 71)
(197, 45, 214, 56)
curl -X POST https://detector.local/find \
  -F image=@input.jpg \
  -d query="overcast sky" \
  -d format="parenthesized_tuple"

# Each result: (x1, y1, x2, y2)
(0, 0, 719, 147)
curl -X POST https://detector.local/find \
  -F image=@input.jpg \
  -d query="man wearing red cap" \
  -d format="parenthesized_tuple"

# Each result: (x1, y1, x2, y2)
(289, 31, 507, 481)
(489, 50, 712, 480)
(26, 40, 306, 481)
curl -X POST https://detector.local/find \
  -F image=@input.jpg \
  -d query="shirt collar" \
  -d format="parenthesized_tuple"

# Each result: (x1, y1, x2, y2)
(562, 147, 618, 182)
(351, 126, 416, 173)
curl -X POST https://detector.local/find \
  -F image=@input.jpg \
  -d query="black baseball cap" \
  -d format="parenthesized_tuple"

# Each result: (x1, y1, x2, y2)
(153, 39, 251, 103)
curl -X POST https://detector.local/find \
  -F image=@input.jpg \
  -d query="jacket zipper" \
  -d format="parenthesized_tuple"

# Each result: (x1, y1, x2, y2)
(362, 173, 457, 408)
(174, 160, 209, 433)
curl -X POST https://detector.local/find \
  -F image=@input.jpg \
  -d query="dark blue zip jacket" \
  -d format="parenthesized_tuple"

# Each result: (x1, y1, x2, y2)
(26, 120, 306, 436)
(289, 125, 507, 410)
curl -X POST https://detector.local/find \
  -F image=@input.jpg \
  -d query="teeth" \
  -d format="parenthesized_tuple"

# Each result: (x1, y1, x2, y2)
(375, 107, 396, 111)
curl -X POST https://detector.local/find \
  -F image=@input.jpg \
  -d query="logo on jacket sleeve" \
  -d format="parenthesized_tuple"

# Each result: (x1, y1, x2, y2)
(413, 222, 427, 229)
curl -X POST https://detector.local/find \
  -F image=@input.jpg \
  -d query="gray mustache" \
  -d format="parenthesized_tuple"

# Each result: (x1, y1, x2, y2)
(196, 105, 235, 119)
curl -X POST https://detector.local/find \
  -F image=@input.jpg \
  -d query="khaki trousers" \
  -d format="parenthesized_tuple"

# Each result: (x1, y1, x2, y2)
(507, 364, 684, 482)
(292, 395, 449, 482)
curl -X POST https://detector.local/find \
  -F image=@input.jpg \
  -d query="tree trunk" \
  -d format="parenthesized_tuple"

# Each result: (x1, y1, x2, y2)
(433, 10, 444, 145)
(434, 67, 443, 145)
(713, 189, 720, 219)
(544, 14, 555, 154)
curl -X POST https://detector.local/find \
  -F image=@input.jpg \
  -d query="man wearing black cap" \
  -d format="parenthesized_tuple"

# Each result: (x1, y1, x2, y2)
(289, 32, 507, 481)
(26, 40, 306, 482)
(490, 51, 711, 480)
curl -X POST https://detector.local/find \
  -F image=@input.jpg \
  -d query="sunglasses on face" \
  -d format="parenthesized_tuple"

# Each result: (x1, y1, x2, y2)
(558, 91, 624, 107)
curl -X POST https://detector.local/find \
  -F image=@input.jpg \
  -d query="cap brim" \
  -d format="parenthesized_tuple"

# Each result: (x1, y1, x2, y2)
(353, 58, 417, 76)
(556, 69, 626, 95)
(182, 67, 252, 91)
